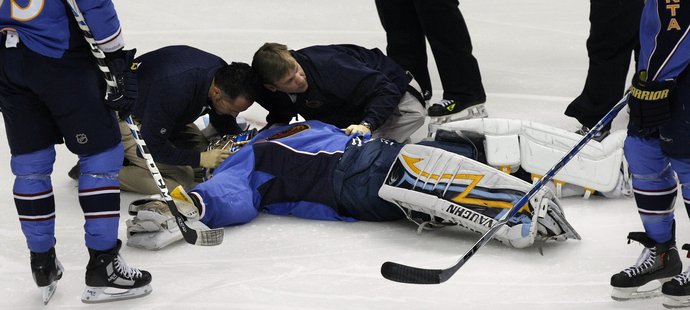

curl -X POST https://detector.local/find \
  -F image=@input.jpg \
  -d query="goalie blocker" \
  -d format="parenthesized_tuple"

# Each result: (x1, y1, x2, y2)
(379, 144, 580, 248)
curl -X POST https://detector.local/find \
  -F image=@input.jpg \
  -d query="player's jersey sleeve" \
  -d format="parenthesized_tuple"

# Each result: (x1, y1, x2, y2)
(0, 0, 122, 58)
(75, 0, 123, 52)
(638, 0, 690, 81)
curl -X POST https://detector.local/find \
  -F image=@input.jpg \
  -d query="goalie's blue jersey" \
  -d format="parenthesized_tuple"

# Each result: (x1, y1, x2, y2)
(0, 0, 122, 58)
(193, 121, 361, 228)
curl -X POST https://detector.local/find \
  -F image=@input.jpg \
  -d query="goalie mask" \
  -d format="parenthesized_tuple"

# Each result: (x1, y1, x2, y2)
(204, 128, 258, 180)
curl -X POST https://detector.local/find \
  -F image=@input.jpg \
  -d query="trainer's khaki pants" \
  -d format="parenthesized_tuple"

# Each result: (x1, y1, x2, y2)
(118, 120, 207, 195)
(372, 78, 427, 143)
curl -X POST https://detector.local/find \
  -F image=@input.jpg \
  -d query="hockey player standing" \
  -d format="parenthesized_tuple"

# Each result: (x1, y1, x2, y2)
(251, 42, 427, 143)
(0, 0, 151, 304)
(609, 0, 690, 307)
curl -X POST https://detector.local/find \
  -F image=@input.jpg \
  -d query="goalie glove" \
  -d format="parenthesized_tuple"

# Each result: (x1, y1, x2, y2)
(628, 70, 675, 136)
(126, 192, 206, 250)
(104, 49, 138, 118)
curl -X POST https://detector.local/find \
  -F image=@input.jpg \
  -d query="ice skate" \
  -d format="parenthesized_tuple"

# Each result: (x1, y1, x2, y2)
(610, 232, 681, 301)
(30, 247, 64, 305)
(81, 240, 152, 303)
(427, 98, 488, 124)
(663, 244, 690, 308)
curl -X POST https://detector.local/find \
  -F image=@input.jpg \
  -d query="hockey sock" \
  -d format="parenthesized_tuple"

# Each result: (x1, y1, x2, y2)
(78, 144, 124, 251)
(11, 147, 57, 252)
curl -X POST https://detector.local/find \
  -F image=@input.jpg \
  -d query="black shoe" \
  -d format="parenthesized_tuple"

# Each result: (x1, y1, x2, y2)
(611, 232, 682, 301)
(68, 162, 80, 180)
(428, 98, 486, 116)
(82, 240, 152, 303)
(574, 124, 610, 142)
(30, 247, 64, 305)
(662, 244, 690, 308)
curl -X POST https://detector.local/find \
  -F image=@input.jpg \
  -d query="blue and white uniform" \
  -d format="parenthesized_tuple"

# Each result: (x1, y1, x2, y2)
(191, 120, 407, 229)
(0, 0, 125, 252)
(628, 0, 690, 243)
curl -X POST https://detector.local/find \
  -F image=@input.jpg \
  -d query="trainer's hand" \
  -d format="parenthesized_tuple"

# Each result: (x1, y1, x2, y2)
(200, 149, 231, 169)
(342, 124, 371, 136)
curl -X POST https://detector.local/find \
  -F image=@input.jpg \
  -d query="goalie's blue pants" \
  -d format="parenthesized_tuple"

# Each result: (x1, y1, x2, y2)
(625, 134, 690, 244)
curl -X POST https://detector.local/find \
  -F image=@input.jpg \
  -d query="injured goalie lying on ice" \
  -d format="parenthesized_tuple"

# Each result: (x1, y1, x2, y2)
(126, 118, 631, 250)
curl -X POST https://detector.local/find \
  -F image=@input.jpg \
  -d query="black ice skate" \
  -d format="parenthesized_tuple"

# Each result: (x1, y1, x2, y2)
(81, 240, 152, 303)
(662, 244, 690, 308)
(427, 98, 488, 124)
(30, 247, 64, 305)
(610, 232, 681, 301)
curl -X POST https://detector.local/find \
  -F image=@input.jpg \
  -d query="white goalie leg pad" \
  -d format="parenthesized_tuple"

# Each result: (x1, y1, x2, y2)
(379, 144, 580, 248)
(429, 118, 627, 196)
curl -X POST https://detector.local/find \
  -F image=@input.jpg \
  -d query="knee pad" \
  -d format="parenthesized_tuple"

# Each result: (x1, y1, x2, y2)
(78, 143, 124, 190)
(79, 143, 124, 178)
(11, 147, 56, 192)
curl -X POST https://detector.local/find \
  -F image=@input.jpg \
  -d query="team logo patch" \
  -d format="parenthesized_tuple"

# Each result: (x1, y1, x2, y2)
(266, 124, 310, 141)
(75, 133, 88, 144)
(305, 100, 323, 109)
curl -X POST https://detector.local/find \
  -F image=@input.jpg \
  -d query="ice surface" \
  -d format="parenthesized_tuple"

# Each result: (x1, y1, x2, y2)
(0, 1, 684, 309)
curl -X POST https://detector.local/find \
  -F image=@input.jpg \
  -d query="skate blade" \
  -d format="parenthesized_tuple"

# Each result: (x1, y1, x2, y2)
(429, 104, 488, 124)
(663, 295, 690, 308)
(81, 285, 152, 303)
(40, 282, 58, 305)
(611, 280, 667, 301)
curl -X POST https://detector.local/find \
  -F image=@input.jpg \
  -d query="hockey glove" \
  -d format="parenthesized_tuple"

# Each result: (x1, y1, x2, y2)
(200, 149, 231, 169)
(628, 71, 675, 134)
(104, 49, 138, 118)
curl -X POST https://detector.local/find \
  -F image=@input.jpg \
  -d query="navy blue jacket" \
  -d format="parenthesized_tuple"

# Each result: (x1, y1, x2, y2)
(132, 45, 241, 166)
(257, 44, 411, 130)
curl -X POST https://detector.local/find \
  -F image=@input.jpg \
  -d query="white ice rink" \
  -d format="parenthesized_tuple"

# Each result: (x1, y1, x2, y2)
(0, 1, 687, 309)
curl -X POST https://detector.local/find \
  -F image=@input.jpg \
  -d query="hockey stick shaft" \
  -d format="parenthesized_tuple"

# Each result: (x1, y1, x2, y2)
(381, 94, 630, 284)
(65, 0, 223, 246)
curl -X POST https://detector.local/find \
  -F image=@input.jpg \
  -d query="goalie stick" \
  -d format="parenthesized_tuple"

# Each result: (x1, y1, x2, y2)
(381, 94, 630, 284)
(65, 0, 223, 246)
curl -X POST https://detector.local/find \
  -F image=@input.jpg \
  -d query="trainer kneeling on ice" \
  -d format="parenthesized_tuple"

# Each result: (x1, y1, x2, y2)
(124, 119, 629, 250)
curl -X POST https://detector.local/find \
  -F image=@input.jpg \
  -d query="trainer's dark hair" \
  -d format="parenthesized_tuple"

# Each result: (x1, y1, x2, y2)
(214, 62, 260, 102)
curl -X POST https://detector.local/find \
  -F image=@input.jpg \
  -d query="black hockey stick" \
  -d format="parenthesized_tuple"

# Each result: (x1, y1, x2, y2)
(381, 94, 630, 284)
(65, 0, 223, 246)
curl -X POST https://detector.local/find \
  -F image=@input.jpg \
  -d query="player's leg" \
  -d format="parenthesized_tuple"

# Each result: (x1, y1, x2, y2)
(660, 158, 690, 307)
(610, 135, 681, 301)
(43, 50, 151, 303)
(0, 44, 65, 305)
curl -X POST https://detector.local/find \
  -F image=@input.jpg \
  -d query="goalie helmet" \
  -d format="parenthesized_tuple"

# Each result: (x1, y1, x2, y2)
(204, 128, 258, 180)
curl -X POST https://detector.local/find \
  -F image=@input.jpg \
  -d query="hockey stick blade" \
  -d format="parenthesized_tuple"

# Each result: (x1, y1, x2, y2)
(381, 262, 444, 284)
(381, 94, 629, 284)
(381, 220, 505, 284)
(165, 200, 224, 246)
